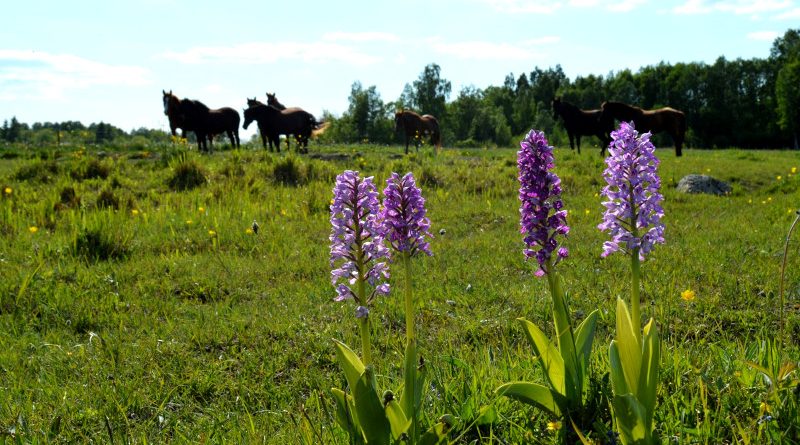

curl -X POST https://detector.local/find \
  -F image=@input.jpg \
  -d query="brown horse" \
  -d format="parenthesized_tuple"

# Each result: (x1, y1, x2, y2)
(552, 97, 611, 155)
(600, 101, 687, 156)
(163, 90, 187, 138)
(394, 110, 441, 154)
(243, 104, 328, 153)
(177, 98, 240, 152)
(266, 92, 286, 110)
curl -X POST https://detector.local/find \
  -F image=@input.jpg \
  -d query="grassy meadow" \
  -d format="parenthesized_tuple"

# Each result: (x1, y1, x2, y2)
(0, 141, 798, 443)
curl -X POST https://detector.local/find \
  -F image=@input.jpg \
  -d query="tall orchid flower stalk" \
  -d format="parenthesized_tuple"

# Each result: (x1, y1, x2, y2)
(329, 170, 448, 445)
(598, 122, 665, 445)
(330, 170, 390, 365)
(497, 130, 599, 439)
(381, 172, 433, 444)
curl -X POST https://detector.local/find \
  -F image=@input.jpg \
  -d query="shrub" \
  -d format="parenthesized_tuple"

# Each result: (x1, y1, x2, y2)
(74, 227, 130, 261)
(13, 161, 59, 183)
(96, 189, 119, 210)
(168, 159, 207, 191)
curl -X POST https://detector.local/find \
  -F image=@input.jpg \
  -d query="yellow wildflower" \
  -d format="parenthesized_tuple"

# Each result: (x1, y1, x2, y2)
(681, 289, 696, 302)
(3, 187, 11, 195)
(792, 167, 797, 174)
(584, 209, 590, 215)
(777, 176, 782, 181)
(29, 226, 39, 233)
(546, 420, 561, 431)
(186, 220, 193, 225)
(198, 206, 205, 213)
(245, 228, 253, 234)
(131, 209, 140, 216)
(280, 209, 287, 216)
(208, 230, 216, 236)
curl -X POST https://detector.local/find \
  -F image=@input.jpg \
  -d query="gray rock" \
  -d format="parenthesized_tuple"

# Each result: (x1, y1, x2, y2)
(676, 174, 731, 196)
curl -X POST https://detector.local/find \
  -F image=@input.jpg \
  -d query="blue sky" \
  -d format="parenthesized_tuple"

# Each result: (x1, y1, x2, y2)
(1, 0, 798, 139)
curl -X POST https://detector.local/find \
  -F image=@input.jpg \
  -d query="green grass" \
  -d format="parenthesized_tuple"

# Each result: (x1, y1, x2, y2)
(0, 143, 798, 443)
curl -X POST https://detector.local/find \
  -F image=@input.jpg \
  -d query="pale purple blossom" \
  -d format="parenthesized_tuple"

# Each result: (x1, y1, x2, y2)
(518, 130, 569, 277)
(330, 170, 391, 307)
(598, 122, 665, 260)
(380, 172, 433, 257)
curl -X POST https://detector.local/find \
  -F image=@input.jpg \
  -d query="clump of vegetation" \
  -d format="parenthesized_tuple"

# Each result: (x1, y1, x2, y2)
(71, 158, 111, 180)
(272, 156, 304, 185)
(74, 226, 130, 261)
(13, 160, 59, 183)
(96, 189, 119, 210)
(54, 186, 81, 211)
(168, 158, 207, 190)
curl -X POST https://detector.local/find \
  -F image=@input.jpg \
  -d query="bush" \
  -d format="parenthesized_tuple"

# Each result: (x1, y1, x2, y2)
(96, 189, 119, 210)
(13, 161, 59, 183)
(74, 227, 130, 261)
(168, 159, 207, 191)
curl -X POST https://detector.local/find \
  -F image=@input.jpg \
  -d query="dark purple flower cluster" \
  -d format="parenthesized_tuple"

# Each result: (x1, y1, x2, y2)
(598, 122, 665, 260)
(518, 130, 569, 277)
(330, 171, 390, 306)
(380, 172, 433, 257)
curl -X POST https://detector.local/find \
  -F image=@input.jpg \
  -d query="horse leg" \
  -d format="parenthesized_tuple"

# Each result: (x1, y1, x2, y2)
(568, 133, 575, 151)
(674, 132, 683, 157)
(404, 135, 409, 155)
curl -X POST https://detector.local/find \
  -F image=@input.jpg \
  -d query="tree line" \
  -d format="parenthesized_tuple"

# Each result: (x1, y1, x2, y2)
(3, 29, 798, 150)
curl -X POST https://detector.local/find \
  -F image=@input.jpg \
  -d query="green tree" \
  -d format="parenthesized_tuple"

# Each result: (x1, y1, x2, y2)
(410, 63, 451, 119)
(776, 60, 800, 149)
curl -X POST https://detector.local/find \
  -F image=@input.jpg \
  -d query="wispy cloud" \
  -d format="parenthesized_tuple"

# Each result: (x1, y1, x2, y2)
(673, 0, 793, 15)
(0, 50, 151, 100)
(776, 7, 800, 18)
(161, 42, 381, 66)
(428, 37, 559, 60)
(322, 32, 401, 43)
(746, 30, 781, 41)
(478, 0, 648, 13)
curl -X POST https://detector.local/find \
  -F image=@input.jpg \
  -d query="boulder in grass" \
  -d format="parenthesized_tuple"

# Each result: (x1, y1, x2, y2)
(676, 174, 731, 196)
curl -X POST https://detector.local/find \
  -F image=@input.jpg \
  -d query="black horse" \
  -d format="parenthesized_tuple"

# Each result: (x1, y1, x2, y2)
(600, 101, 687, 156)
(243, 104, 328, 153)
(552, 97, 611, 154)
(178, 99, 240, 152)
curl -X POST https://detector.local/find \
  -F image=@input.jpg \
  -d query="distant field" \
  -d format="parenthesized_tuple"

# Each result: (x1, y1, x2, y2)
(0, 143, 798, 443)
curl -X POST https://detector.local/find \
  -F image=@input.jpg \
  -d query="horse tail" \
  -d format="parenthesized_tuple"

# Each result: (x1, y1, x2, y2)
(312, 121, 330, 137)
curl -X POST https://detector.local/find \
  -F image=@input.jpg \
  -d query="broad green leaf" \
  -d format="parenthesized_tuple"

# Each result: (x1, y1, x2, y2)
(331, 388, 361, 440)
(611, 394, 649, 445)
(384, 398, 411, 440)
(518, 318, 566, 394)
(638, 319, 660, 419)
(574, 309, 600, 379)
(353, 367, 391, 445)
(399, 338, 417, 427)
(419, 418, 453, 445)
(496, 381, 563, 416)
(475, 405, 497, 426)
(609, 341, 631, 396)
(550, 285, 581, 401)
(614, 298, 642, 394)
(333, 339, 366, 392)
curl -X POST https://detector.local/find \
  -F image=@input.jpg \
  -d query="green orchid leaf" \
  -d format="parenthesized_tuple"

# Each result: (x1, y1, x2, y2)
(333, 339, 366, 392)
(614, 298, 642, 394)
(331, 388, 356, 434)
(384, 398, 411, 440)
(609, 340, 631, 396)
(419, 418, 453, 445)
(611, 393, 649, 445)
(496, 381, 564, 417)
(353, 367, 391, 445)
(574, 309, 599, 372)
(518, 318, 566, 395)
(639, 319, 660, 418)
(400, 338, 417, 426)
(550, 281, 580, 394)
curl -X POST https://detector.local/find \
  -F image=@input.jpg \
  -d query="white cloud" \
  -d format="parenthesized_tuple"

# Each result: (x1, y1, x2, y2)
(776, 7, 800, 18)
(161, 41, 381, 66)
(673, 0, 793, 15)
(607, 0, 647, 12)
(477, 0, 563, 14)
(0, 50, 151, 100)
(322, 32, 401, 43)
(746, 30, 781, 41)
(428, 37, 558, 60)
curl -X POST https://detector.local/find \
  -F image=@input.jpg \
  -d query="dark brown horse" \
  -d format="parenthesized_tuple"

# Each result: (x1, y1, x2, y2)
(247, 97, 265, 108)
(163, 90, 188, 138)
(552, 97, 611, 154)
(600, 101, 687, 156)
(394, 110, 441, 154)
(243, 104, 328, 153)
(177, 99, 240, 152)
(266, 92, 286, 110)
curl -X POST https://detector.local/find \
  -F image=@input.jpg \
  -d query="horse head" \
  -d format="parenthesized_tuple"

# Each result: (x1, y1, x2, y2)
(243, 107, 253, 130)
(551, 97, 562, 119)
(247, 97, 263, 108)
(266, 92, 286, 110)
